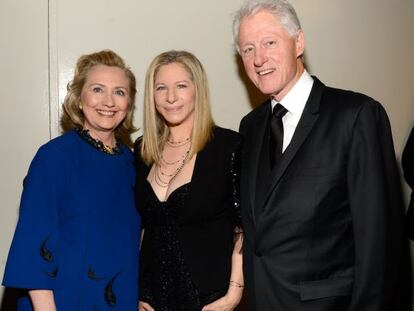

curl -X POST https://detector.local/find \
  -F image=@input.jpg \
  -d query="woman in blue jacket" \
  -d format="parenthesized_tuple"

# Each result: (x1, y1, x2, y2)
(2, 50, 141, 310)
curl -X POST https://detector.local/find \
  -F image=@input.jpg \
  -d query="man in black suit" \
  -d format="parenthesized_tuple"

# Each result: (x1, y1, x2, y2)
(233, 0, 404, 310)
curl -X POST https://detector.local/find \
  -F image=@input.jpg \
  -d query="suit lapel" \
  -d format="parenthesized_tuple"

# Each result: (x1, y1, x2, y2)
(247, 102, 271, 222)
(261, 78, 325, 208)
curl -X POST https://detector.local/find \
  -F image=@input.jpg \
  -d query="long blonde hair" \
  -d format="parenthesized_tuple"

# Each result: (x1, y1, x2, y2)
(141, 50, 214, 165)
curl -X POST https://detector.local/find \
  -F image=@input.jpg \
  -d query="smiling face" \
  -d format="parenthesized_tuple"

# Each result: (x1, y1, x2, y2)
(80, 64, 130, 139)
(238, 10, 305, 101)
(154, 62, 196, 128)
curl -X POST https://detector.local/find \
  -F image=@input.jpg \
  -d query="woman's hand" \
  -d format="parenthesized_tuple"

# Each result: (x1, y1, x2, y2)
(139, 300, 155, 311)
(201, 285, 243, 311)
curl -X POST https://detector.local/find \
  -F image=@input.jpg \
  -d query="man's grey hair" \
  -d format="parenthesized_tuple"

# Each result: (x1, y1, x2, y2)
(232, 0, 302, 53)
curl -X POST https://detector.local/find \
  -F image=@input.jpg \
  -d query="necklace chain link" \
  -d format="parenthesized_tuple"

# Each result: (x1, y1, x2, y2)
(154, 142, 191, 188)
(166, 137, 191, 148)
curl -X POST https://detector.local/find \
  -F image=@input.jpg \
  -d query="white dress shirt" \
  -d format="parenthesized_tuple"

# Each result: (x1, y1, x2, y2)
(271, 70, 314, 152)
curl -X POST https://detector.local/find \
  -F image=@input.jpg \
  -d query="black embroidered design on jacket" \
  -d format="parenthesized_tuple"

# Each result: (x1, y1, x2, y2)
(40, 237, 53, 262)
(104, 271, 123, 306)
(40, 237, 58, 277)
(45, 267, 58, 278)
(87, 268, 106, 281)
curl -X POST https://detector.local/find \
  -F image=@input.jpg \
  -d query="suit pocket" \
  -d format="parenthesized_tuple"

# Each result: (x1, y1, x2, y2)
(299, 277, 353, 301)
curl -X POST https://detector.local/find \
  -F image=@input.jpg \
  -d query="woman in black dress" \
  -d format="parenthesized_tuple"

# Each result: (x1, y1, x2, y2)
(134, 50, 243, 311)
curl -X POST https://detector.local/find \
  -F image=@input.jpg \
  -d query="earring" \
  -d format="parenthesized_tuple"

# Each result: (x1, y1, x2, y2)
(79, 103, 83, 110)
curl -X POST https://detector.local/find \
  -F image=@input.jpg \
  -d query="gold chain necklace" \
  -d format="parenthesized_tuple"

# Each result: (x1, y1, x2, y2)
(154, 145, 191, 188)
(160, 152, 187, 165)
(166, 137, 191, 148)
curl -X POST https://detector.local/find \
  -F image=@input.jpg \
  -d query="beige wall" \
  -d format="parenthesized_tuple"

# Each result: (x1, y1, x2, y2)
(0, 0, 50, 301)
(51, 0, 252, 138)
(1, 0, 413, 306)
(293, 0, 414, 157)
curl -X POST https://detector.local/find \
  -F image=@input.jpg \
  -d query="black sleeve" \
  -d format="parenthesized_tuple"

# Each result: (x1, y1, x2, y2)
(133, 137, 150, 229)
(346, 101, 404, 309)
(230, 137, 243, 231)
(402, 126, 414, 189)
(402, 127, 414, 240)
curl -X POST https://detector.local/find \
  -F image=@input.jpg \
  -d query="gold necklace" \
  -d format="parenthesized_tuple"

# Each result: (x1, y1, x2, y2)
(154, 145, 191, 188)
(160, 152, 188, 165)
(102, 144, 116, 154)
(166, 137, 191, 148)
(86, 128, 116, 148)
(78, 128, 119, 155)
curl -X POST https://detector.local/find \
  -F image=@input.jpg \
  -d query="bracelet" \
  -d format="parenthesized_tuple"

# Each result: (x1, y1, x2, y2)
(229, 280, 244, 288)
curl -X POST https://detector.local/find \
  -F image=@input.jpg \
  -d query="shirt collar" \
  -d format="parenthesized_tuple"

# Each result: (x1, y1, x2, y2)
(271, 70, 314, 117)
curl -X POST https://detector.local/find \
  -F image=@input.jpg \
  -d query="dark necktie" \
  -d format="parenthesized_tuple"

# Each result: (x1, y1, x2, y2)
(269, 103, 288, 168)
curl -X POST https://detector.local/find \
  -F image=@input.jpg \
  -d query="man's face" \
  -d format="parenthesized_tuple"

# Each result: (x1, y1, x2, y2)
(238, 10, 304, 101)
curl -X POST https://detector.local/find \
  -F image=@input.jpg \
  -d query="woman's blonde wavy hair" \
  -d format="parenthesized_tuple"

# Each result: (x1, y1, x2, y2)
(61, 50, 137, 147)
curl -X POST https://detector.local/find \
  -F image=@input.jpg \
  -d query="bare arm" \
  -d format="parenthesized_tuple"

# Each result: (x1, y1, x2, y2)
(139, 300, 155, 311)
(140, 229, 145, 249)
(226, 231, 244, 304)
(28, 290, 57, 311)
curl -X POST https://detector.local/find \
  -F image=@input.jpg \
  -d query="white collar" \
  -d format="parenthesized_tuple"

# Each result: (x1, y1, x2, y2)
(271, 70, 314, 116)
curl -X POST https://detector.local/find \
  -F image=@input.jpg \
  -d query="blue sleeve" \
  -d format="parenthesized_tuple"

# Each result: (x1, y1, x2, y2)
(2, 144, 64, 290)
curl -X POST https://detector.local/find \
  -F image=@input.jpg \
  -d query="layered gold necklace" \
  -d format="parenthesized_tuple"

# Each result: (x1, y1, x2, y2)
(154, 138, 191, 188)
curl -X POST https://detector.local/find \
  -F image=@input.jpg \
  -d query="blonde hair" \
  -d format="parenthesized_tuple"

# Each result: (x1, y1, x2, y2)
(61, 50, 137, 147)
(141, 50, 215, 165)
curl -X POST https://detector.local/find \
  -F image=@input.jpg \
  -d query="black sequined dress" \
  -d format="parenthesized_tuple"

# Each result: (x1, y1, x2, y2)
(139, 182, 225, 310)
(134, 127, 242, 311)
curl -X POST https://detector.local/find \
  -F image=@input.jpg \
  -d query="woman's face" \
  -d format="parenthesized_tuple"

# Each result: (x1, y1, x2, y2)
(153, 62, 196, 127)
(80, 64, 130, 136)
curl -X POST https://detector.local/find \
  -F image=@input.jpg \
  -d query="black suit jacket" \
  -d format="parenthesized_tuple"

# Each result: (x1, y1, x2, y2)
(402, 126, 414, 240)
(239, 77, 404, 311)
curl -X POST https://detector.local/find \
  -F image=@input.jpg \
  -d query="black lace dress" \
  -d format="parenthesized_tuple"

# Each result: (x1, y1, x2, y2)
(135, 127, 242, 311)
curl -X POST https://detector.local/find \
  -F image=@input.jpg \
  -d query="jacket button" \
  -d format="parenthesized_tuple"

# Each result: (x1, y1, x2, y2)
(255, 250, 263, 257)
